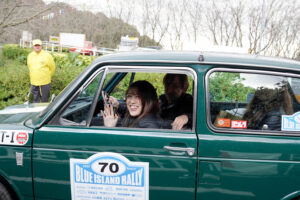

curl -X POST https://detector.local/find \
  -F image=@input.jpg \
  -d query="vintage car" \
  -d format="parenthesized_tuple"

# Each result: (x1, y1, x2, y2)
(1, 51, 300, 200)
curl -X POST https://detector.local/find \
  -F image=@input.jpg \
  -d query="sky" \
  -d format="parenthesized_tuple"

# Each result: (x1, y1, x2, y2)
(42, 0, 255, 52)
(42, 0, 218, 50)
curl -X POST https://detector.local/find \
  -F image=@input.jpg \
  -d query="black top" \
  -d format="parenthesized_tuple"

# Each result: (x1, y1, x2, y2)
(122, 113, 162, 129)
(253, 108, 284, 131)
(159, 93, 193, 128)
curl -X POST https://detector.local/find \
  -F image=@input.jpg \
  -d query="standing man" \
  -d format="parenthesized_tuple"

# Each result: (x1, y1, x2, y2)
(27, 39, 55, 102)
(159, 74, 193, 130)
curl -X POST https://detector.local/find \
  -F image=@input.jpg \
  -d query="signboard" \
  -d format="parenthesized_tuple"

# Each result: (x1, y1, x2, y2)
(22, 31, 32, 42)
(49, 36, 59, 44)
(70, 152, 149, 200)
(59, 33, 85, 48)
(119, 36, 139, 51)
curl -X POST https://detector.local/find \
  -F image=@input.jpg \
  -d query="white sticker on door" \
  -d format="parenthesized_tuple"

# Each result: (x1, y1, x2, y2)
(0, 130, 29, 145)
(70, 152, 149, 200)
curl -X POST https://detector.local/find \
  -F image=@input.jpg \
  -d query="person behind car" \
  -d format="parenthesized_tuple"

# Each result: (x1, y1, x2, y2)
(101, 80, 162, 128)
(159, 74, 193, 130)
(243, 85, 294, 130)
(27, 39, 56, 102)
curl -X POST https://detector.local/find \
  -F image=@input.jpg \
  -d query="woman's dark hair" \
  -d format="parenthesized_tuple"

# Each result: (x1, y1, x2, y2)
(243, 84, 293, 129)
(122, 80, 159, 127)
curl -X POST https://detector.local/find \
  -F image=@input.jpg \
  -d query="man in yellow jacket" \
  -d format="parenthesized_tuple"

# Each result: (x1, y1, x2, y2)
(27, 39, 55, 102)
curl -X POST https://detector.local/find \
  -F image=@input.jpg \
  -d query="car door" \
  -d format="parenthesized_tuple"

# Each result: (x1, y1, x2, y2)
(196, 67, 300, 200)
(32, 65, 198, 200)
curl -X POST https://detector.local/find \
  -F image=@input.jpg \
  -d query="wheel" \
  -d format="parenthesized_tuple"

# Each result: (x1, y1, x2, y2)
(0, 182, 12, 200)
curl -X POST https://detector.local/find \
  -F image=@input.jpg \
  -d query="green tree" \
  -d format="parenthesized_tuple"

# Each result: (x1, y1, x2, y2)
(209, 72, 255, 102)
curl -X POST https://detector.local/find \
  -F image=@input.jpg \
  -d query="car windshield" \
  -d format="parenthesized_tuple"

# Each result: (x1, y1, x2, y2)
(24, 65, 95, 127)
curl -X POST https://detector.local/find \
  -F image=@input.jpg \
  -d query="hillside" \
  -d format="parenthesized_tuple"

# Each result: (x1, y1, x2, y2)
(0, 0, 157, 48)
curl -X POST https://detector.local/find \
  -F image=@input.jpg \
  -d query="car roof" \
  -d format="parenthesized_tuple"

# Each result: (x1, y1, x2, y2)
(93, 51, 300, 71)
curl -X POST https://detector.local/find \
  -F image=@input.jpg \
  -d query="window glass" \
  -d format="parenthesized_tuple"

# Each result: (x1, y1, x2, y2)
(90, 71, 194, 130)
(289, 78, 300, 103)
(209, 71, 300, 132)
(58, 72, 103, 126)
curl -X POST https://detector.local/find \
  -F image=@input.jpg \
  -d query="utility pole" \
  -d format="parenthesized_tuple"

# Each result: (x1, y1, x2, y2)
(258, 0, 266, 55)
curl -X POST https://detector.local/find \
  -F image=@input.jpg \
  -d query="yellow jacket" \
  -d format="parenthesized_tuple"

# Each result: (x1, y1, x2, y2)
(27, 50, 56, 86)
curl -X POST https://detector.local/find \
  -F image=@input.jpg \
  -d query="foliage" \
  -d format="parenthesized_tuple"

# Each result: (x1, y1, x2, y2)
(0, 1, 158, 49)
(46, 46, 70, 53)
(209, 72, 255, 102)
(0, 45, 94, 110)
(52, 52, 95, 68)
(108, 72, 193, 100)
(0, 58, 4, 67)
(17, 55, 28, 65)
(2, 44, 32, 60)
(0, 58, 30, 109)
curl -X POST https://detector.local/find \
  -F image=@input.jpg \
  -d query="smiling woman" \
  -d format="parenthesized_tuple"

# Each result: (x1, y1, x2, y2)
(102, 80, 162, 128)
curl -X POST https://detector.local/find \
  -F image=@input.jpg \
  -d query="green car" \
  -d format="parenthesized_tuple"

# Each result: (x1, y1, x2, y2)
(1, 51, 300, 200)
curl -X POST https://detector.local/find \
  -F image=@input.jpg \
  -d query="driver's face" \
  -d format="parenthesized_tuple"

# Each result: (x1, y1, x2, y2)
(164, 76, 183, 103)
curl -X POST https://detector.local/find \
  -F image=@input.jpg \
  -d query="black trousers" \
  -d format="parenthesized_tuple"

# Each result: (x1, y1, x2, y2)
(30, 84, 51, 103)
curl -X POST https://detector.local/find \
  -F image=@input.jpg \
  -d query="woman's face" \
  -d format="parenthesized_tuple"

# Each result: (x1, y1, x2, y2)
(126, 88, 142, 117)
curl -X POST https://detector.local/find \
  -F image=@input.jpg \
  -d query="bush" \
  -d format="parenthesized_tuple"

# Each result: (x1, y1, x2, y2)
(2, 44, 32, 60)
(0, 59, 30, 109)
(0, 58, 4, 67)
(17, 55, 28, 65)
(46, 46, 70, 53)
(52, 52, 94, 68)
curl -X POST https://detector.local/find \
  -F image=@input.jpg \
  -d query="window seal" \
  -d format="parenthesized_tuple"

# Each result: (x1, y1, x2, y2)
(88, 65, 198, 133)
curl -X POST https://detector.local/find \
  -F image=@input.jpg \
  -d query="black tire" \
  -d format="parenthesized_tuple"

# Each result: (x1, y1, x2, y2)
(0, 182, 12, 200)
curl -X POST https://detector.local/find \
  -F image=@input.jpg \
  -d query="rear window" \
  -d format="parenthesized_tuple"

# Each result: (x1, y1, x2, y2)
(207, 70, 300, 133)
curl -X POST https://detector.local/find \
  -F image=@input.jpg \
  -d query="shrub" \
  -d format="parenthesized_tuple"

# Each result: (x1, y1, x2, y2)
(52, 52, 94, 68)
(46, 46, 70, 53)
(0, 58, 4, 67)
(17, 55, 28, 65)
(0, 59, 30, 109)
(2, 44, 32, 60)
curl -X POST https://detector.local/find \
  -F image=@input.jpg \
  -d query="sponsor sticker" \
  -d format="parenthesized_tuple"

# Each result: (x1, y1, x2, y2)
(70, 152, 149, 200)
(282, 111, 300, 131)
(217, 118, 231, 127)
(231, 120, 247, 129)
(0, 130, 29, 145)
(16, 132, 28, 145)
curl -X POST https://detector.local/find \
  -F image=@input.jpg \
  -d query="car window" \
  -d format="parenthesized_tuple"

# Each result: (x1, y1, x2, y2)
(57, 72, 103, 126)
(208, 70, 300, 132)
(90, 70, 195, 131)
(51, 68, 195, 131)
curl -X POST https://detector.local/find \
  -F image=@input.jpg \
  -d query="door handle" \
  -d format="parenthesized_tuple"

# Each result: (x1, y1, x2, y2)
(164, 146, 195, 157)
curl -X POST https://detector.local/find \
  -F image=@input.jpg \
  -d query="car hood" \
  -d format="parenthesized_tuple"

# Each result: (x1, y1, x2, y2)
(0, 103, 48, 124)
